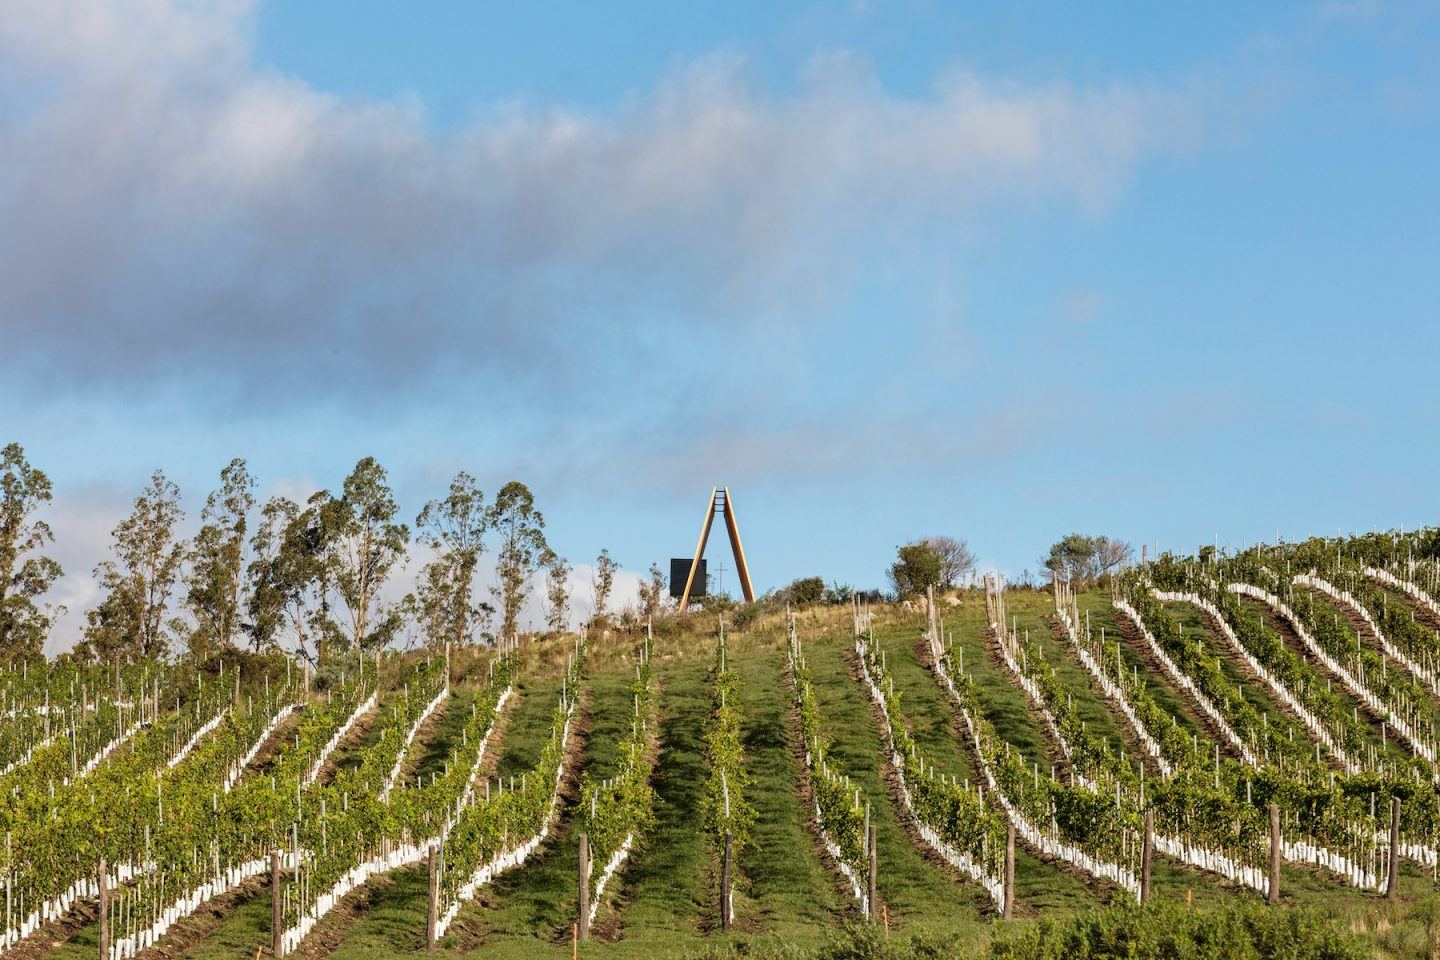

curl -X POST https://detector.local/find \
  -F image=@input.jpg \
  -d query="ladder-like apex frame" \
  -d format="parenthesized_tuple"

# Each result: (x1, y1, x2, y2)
(679, 486, 755, 611)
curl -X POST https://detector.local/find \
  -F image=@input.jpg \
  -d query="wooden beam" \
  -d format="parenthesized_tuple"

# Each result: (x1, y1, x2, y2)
(679, 487, 719, 612)
(721, 486, 755, 603)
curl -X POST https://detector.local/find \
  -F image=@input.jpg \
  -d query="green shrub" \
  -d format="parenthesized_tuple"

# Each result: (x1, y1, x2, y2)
(783, 576, 827, 606)
(985, 902, 1367, 960)
(680, 903, 1367, 960)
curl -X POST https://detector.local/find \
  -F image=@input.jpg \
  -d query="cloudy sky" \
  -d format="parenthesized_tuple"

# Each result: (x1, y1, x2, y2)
(2, 1, 1438, 651)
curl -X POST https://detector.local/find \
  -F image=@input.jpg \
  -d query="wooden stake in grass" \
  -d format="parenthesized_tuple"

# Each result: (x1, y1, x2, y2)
(882, 903, 889, 942)
(1268, 803, 1281, 905)
(1387, 796, 1402, 900)
(271, 850, 282, 958)
(720, 830, 732, 933)
(426, 845, 439, 951)
(578, 833, 590, 941)
(1141, 809, 1153, 904)
(97, 858, 109, 960)
(867, 822, 878, 921)
(1003, 824, 1015, 921)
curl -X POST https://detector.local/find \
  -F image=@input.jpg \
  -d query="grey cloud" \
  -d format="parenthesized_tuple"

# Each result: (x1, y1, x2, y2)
(0, 0, 1191, 405)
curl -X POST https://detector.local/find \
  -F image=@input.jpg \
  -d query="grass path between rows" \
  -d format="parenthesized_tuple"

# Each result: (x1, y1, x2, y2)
(803, 629, 994, 937)
(734, 647, 843, 938)
(1074, 595, 1214, 748)
(319, 686, 484, 960)
(929, 595, 1248, 910)
(939, 599, 1054, 775)
(870, 617, 1101, 916)
(453, 669, 625, 957)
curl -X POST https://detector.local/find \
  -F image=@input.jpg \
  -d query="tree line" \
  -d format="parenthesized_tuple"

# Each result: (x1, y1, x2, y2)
(0, 443, 634, 664)
(2, 438, 1143, 659)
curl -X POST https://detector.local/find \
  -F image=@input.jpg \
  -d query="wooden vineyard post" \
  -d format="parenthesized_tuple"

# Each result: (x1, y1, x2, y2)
(720, 830, 732, 932)
(97, 858, 109, 960)
(427, 846, 439, 950)
(1268, 802, 1281, 904)
(271, 850, 282, 958)
(1003, 824, 1015, 920)
(867, 822, 878, 921)
(1140, 810, 1153, 904)
(1388, 796, 1402, 900)
(578, 833, 590, 941)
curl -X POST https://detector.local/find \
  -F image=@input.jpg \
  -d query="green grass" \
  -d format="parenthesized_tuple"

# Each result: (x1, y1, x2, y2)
(591, 658, 711, 942)
(447, 667, 630, 954)
(1006, 593, 1129, 751)
(1073, 595, 1213, 745)
(321, 675, 568, 959)
(803, 631, 994, 934)
(893, 600, 1245, 911)
(733, 646, 843, 934)
(937, 595, 1053, 773)
(1230, 594, 1394, 757)
(869, 618, 1101, 914)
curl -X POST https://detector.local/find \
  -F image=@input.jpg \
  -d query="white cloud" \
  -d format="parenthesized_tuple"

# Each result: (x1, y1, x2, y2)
(3, 1, 1207, 645)
(0, 0, 1192, 402)
(41, 484, 133, 655)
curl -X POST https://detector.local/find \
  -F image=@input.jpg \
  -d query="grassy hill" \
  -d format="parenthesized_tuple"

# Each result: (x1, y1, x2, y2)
(112, 594, 1421, 959)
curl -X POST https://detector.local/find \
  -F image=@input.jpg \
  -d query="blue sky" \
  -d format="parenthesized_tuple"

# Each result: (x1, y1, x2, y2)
(1, 1, 1438, 649)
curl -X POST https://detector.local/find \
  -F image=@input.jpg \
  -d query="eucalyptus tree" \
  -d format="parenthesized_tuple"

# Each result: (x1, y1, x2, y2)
(407, 562, 451, 652)
(926, 535, 976, 587)
(299, 490, 348, 659)
(413, 471, 489, 649)
(0, 443, 63, 660)
(543, 549, 571, 633)
(245, 495, 306, 655)
(83, 470, 186, 662)
(1040, 533, 1133, 585)
(184, 458, 255, 657)
(332, 457, 409, 651)
(488, 481, 547, 642)
(592, 547, 617, 622)
(245, 496, 290, 653)
(638, 562, 667, 622)
(243, 491, 348, 662)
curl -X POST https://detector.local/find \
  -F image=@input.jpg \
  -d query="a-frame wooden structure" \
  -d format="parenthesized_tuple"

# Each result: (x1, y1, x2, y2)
(678, 486, 755, 612)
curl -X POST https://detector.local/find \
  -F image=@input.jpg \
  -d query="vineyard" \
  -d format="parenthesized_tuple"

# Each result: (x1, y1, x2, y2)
(11, 532, 1440, 958)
